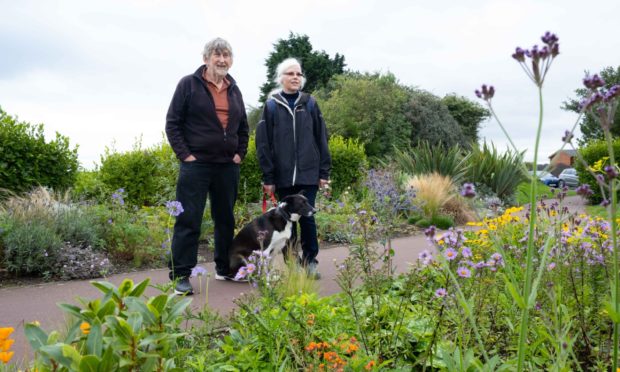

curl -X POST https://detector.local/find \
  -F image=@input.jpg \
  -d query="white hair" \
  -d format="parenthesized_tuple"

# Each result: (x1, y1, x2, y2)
(273, 57, 306, 90)
(202, 38, 233, 59)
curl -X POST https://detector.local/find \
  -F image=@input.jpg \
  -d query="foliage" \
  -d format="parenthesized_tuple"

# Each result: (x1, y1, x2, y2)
(405, 89, 469, 149)
(415, 214, 455, 229)
(259, 32, 346, 102)
(97, 140, 178, 207)
(24, 278, 190, 371)
(239, 135, 263, 203)
(406, 173, 455, 219)
(0, 188, 107, 277)
(327, 135, 368, 197)
(0, 107, 79, 194)
(393, 142, 469, 185)
(465, 142, 526, 204)
(441, 93, 491, 145)
(563, 66, 620, 145)
(574, 139, 620, 203)
(316, 72, 411, 158)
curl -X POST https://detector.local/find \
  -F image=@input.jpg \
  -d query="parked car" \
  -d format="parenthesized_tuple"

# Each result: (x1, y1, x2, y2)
(558, 168, 579, 188)
(538, 171, 560, 187)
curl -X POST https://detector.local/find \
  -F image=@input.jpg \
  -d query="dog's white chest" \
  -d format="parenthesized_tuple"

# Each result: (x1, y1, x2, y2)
(264, 221, 293, 256)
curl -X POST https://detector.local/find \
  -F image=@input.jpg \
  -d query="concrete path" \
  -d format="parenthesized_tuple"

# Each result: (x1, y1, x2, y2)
(0, 234, 432, 365)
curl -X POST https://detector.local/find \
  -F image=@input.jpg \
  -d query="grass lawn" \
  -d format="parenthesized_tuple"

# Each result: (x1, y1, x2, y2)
(585, 204, 620, 219)
(515, 181, 577, 205)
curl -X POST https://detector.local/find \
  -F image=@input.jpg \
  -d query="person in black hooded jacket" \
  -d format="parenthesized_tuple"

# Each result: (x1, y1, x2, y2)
(255, 57, 331, 279)
(165, 38, 249, 294)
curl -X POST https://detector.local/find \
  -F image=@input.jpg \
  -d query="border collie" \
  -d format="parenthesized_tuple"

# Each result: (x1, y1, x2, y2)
(228, 193, 316, 277)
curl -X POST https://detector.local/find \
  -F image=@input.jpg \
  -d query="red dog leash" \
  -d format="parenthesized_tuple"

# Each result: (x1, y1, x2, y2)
(262, 191, 278, 213)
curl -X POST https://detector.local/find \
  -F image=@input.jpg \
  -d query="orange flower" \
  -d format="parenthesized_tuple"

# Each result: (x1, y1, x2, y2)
(0, 328, 14, 340)
(345, 342, 358, 354)
(0, 351, 14, 364)
(80, 321, 91, 335)
(305, 341, 318, 352)
(365, 360, 376, 370)
(0, 339, 14, 352)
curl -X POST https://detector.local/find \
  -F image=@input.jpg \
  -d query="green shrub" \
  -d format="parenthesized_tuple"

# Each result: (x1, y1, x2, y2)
(239, 135, 263, 203)
(3, 220, 63, 276)
(328, 135, 367, 197)
(0, 107, 79, 194)
(72, 170, 107, 202)
(415, 214, 454, 229)
(575, 139, 620, 204)
(393, 141, 469, 184)
(466, 142, 526, 203)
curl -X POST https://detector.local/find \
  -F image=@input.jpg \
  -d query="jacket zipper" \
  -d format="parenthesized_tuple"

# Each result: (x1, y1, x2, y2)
(275, 96, 299, 185)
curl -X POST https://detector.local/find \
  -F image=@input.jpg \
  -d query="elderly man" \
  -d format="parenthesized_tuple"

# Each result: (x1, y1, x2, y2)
(165, 37, 249, 294)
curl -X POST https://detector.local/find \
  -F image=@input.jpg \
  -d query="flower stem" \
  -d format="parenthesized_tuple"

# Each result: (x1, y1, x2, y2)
(516, 85, 544, 371)
(603, 129, 619, 370)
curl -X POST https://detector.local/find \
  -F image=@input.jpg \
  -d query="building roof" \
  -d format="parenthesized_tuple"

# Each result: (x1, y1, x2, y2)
(548, 149, 577, 159)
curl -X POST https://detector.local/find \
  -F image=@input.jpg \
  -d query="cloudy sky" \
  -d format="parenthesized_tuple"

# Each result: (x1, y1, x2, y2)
(1, 0, 618, 169)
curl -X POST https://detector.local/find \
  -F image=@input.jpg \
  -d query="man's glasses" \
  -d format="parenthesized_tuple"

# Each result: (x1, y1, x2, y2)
(283, 72, 304, 77)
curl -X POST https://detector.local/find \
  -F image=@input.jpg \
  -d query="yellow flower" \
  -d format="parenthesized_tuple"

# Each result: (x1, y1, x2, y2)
(0, 351, 14, 364)
(0, 328, 14, 341)
(31, 320, 40, 327)
(80, 322, 91, 335)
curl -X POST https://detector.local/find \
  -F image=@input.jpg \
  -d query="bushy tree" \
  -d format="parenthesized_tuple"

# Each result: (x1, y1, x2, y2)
(441, 94, 490, 145)
(0, 107, 79, 194)
(259, 32, 345, 101)
(405, 90, 469, 149)
(563, 66, 620, 145)
(316, 72, 411, 158)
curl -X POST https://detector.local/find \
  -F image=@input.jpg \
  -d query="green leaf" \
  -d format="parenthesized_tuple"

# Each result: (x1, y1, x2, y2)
(128, 278, 150, 297)
(119, 278, 135, 297)
(24, 323, 49, 350)
(503, 277, 525, 309)
(79, 355, 101, 372)
(126, 297, 157, 325)
(163, 297, 191, 323)
(86, 322, 103, 357)
(605, 301, 620, 322)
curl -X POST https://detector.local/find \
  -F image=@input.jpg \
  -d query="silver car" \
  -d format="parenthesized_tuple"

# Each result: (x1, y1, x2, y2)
(558, 168, 579, 188)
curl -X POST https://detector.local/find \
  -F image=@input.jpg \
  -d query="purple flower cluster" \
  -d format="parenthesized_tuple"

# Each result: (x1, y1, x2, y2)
(475, 84, 495, 101)
(235, 250, 272, 284)
(365, 169, 416, 216)
(510, 31, 560, 87)
(604, 165, 618, 180)
(561, 130, 573, 143)
(580, 74, 620, 111)
(165, 200, 184, 217)
(190, 266, 208, 278)
(460, 183, 476, 198)
(111, 188, 125, 206)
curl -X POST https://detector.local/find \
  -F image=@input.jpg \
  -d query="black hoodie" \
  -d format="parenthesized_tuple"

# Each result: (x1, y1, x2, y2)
(165, 65, 249, 163)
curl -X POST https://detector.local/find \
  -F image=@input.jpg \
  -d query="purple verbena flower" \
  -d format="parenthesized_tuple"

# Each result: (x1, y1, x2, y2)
(604, 165, 618, 179)
(424, 226, 436, 238)
(235, 266, 248, 281)
(475, 84, 495, 101)
(561, 130, 573, 143)
(419, 250, 433, 265)
(575, 184, 593, 198)
(460, 183, 476, 198)
(246, 263, 256, 274)
(583, 74, 605, 90)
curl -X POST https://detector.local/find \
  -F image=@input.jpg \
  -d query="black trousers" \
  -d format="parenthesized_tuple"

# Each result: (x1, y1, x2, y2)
(169, 162, 239, 279)
(276, 185, 319, 266)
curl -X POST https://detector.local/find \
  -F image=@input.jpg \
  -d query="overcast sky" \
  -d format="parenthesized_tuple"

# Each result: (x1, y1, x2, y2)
(1, 0, 619, 169)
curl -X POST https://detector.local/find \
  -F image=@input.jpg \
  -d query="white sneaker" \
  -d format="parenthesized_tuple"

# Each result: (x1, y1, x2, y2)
(215, 273, 248, 282)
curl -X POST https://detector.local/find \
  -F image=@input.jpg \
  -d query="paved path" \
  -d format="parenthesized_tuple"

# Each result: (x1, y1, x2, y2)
(0, 234, 432, 365)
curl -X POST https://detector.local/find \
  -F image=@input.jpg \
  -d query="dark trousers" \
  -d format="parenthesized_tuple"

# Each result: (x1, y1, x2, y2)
(276, 185, 319, 265)
(169, 162, 239, 279)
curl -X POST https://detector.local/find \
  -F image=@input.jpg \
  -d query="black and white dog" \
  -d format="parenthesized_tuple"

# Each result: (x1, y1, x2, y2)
(228, 193, 316, 276)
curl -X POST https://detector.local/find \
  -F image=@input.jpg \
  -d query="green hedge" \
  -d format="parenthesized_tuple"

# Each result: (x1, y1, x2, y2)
(575, 139, 620, 204)
(0, 107, 79, 194)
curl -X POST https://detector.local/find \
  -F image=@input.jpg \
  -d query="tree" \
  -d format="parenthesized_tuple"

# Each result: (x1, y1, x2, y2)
(563, 66, 620, 145)
(441, 94, 490, 145)
(405, 90, 469, 149)
(0, 107, 79, 194)
(315, 72, 410, 159)
(258, 33, 346, 102)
